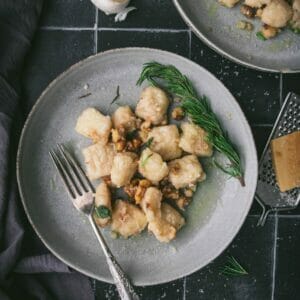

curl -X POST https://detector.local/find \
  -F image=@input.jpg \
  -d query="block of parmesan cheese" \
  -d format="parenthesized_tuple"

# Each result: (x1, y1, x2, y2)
(271, 131, 300, 192)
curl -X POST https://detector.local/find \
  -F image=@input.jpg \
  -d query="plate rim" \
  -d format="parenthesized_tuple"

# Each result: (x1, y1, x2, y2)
(17, 47, 258, 286)
(173, 0, 300, 73)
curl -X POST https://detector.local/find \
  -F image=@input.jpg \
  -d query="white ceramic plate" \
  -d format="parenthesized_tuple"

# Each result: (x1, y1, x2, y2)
(174, 0, 300, 72)
(17, 48, 258, 285)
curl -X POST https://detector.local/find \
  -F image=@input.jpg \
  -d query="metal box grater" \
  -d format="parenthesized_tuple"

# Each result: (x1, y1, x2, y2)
(256, 92, 300, 226)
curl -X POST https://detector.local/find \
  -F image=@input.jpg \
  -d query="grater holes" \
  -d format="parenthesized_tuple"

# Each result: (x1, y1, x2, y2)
(260, 155, 276, 185)
(286, 188, 299, 199)
(286, 122, 293, 130)
(270, 173, 276, 186)
(258, 96, 300, 207)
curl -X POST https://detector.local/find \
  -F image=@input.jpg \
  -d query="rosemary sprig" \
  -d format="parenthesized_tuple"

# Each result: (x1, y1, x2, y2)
(137, 62, 244, 185)
(221, 256, 248, 276)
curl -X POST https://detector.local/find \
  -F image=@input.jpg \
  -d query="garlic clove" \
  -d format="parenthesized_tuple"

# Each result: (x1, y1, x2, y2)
(115, 6, 136, 22)
(91, 0, 130, 15)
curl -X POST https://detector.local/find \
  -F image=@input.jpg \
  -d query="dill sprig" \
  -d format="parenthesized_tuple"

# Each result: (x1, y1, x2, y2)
(137, 62, 244, 186)
(221, 256, 248, 276)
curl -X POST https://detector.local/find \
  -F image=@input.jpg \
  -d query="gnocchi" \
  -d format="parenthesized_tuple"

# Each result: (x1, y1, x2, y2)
(76, 107, 112, 144)
(148, 125, 182, 161)
(76, 86, 209, 243)
(219, 0, 297, 39)
(135, 86, 169, 125)
(82, 143, 115, 180)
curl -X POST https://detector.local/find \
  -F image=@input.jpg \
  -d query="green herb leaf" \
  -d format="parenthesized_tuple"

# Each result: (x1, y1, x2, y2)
(126, 129, 138, 140)
(141, 153, 153, 167)
(110, 85, 120, 105)
(293, 28, 300, 34)
(221, 256, 248, 276)
(78, 92, 92, 99)
(290, 26, 300, 34)
(137, 62, 244, 185)
(144, 137, 154, 148)
(95, 205, 111, 219)
(256, 31, 266, 41)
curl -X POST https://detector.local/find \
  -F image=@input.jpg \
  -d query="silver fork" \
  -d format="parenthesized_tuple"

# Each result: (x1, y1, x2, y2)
(50, 144, 139, 300)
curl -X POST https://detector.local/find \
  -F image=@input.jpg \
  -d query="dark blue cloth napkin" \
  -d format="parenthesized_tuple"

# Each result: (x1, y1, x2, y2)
(0, 1, 93, 299)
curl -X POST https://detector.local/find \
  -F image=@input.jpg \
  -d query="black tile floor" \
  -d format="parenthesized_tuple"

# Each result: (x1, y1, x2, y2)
(22, 0, 300, 299)
(97, 0, 187, 29)
(98, 30, 190, 57)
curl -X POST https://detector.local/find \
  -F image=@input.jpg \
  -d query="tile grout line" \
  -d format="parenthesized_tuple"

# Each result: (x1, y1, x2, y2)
(248, 214, 300, 219)
(94, 8, 99, 53)
(247, 214, 263, 218)
(277, 214, 300, 218)
(279, 73, 283, 106)
(40, 26, 189, 33)
(188, 28, 192, 59)
(97, 27, 189, 33)
(247, 214, 300, 218)
(182, 277, 187, 300)
(40, 26, 95, 31)
(251, 123, 274, 127)
(271, 213, 278, 300)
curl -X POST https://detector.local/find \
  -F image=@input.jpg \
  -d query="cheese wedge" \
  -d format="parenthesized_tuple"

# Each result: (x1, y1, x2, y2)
(271, 131, 300, 192)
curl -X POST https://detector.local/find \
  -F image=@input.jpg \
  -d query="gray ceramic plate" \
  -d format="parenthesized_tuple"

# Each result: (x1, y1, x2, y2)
(17, 48, 257, 285)
(174, 0, 300, 72)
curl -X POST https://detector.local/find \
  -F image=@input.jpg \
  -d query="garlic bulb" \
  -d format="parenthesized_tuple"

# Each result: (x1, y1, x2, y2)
(91, 0, 136, 22)
(91, 0, 130, 14)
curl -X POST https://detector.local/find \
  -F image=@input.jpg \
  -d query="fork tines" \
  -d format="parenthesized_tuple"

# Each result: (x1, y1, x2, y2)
(49, 144, 94, 199)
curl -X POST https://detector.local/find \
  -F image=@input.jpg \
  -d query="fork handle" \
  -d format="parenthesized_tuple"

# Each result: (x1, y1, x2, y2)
(89, 215, 140, 300)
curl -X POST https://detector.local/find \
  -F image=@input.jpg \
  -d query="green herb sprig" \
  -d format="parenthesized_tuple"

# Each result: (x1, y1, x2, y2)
(137, 62, 244, 186)
(256, 31, 266, 41)
(289, 24, 300, 34)
(95, 205, 111, 219)
(221, 256, 248, 276)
